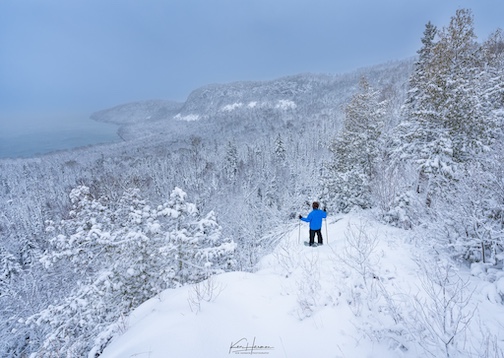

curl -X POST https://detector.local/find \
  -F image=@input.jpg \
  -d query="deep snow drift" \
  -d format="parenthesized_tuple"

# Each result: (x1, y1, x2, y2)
(101, 213, 504, 358)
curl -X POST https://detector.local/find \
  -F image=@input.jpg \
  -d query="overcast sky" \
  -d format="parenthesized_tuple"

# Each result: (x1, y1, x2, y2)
(1, 0, 503, 115)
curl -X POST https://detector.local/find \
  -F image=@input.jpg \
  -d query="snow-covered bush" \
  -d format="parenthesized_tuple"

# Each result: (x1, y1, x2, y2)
(295, 252, 321, 319)
(407, 259, 475, 358)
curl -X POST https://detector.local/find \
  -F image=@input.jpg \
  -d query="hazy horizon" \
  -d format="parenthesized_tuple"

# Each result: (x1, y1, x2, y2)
(2, 1, 503, 116)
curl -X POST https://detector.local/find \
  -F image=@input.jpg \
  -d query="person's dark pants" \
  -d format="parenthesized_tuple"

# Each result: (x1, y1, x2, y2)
(309, 229, 323, 246)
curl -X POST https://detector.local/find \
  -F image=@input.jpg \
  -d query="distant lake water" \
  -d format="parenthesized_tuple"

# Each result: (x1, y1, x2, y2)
(0, 112, 120, 159)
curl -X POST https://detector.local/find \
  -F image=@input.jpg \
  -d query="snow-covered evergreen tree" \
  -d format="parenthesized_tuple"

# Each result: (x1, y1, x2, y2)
(395, 10, 493, 207)
(223, 141, 239, 183)
(322, 77, 387, 212)
(481, 28, 504, 141)
(392, 10, 504, 262)
(403, 21, 437, 117)
(274, 133, 287, 163)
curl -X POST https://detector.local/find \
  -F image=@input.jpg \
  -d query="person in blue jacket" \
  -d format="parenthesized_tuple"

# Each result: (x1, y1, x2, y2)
(299, 201, 327, 246)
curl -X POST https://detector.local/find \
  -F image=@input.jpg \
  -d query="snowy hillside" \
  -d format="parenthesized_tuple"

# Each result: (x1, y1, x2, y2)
(87, 61, 412, 142)
(101, 213, 504, 358)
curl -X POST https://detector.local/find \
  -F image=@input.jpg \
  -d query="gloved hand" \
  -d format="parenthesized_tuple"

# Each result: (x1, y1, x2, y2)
(298, 214, 303, 219)
(323, 207, 327, 212)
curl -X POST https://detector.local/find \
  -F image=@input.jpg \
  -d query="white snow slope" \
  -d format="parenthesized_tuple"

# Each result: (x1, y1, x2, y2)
(101, 213, 504, 358)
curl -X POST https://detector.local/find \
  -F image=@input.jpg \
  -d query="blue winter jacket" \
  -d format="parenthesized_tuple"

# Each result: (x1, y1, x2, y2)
(300, 209, 327, 230)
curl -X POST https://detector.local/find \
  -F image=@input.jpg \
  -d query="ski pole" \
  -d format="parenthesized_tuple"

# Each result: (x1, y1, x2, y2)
(325, 218, 329, 244)
(298, 220, 301, 244)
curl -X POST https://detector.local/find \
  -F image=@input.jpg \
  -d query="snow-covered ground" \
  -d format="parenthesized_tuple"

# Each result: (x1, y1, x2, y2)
(101, 213, 504, 358)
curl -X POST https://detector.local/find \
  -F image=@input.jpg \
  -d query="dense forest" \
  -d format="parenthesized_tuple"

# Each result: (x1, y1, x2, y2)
(1, 9, 503, 357)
